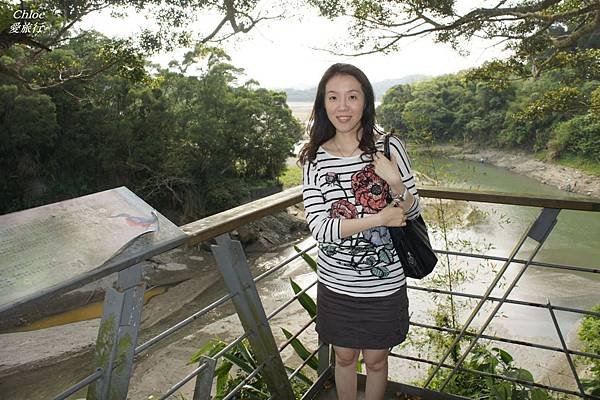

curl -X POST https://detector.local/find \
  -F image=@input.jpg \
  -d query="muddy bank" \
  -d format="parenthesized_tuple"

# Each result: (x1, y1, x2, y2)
(418, 144, 600, 199)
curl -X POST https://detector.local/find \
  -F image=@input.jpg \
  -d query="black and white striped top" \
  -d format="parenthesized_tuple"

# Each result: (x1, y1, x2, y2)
(302, 135, 421, 297)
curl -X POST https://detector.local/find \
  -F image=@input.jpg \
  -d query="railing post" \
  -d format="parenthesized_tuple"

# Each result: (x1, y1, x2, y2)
(193, 356, 217, 400)
(317, 339, 330, 376)
(87, 264, 145, 400)
(211, 234, 295, 399)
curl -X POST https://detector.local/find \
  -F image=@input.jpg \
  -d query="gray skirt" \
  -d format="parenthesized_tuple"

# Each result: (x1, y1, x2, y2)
(316, 282, 410, 349)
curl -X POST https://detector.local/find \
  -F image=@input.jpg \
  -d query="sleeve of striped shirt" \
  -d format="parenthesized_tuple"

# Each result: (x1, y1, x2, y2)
(389, 136, 422, 220)
(302, 161, 342, 243)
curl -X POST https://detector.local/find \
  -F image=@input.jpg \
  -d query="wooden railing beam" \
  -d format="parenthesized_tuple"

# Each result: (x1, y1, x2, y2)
(182, 186, 599, 247)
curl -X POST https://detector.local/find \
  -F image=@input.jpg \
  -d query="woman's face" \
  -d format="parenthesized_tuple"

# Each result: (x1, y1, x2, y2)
(324, 74, 365, 137)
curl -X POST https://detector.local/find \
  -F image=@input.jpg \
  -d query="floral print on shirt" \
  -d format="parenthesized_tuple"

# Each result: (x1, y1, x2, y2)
(322, 165, 395, 278)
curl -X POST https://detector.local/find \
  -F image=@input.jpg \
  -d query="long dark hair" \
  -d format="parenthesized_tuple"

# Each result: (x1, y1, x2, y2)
(298, 63, 381, 166)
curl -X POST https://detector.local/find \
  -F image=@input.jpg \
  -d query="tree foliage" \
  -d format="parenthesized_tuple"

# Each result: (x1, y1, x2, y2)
(0, 0, 284, 90)
(0, 33, 303, 220)
(2, 1, 599, 91)
(309, 0, 600, 81)
(378, 65, 599, 163)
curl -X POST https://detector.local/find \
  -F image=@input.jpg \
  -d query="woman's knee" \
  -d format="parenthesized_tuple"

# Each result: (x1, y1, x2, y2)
(334, 346, 360, 368)
(362, 349, 388, 372)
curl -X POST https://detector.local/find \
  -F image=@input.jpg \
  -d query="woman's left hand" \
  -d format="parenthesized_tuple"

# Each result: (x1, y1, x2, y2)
(372, 152, 401, 186)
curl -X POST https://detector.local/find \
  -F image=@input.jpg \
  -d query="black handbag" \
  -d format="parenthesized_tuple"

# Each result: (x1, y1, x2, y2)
(383, 134, 438, 279)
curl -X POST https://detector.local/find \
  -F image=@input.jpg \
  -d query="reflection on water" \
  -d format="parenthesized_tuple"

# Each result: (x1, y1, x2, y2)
(9, 285, 168, 333)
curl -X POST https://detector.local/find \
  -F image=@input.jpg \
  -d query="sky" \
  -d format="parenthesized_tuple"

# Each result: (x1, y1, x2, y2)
(81, 3, 508, 90)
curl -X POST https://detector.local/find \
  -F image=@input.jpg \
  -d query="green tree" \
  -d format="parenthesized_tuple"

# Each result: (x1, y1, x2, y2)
(377, 84, 413, 132)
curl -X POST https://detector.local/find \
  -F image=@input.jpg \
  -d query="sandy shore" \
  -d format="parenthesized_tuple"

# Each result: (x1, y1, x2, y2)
(421, 144, 600, 199)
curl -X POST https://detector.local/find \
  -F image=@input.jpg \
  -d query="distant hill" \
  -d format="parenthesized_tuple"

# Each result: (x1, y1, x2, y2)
(282, 74, 429, 102)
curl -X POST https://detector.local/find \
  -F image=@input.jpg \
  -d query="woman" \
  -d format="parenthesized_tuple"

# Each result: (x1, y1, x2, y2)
(298, 63, 421, 400)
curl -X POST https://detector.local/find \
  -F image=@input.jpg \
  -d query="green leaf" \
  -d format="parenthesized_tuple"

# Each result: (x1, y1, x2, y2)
(290, 278, 317, 317)
(222, 352, 255, 374)
(282, 327, 320, 371)
(356, 359, 362, 373)
(294, 245, 317, 271)
(531, 388, 549, 400)
(492, 347, 513, 365)
(215, 361, 233, 396)
(235, 340, 257, 369)
(285, 366, 314, 386)
(189, 339, 226, 363)
(505, 368, 534, 383)
(489, 381, 511, 400)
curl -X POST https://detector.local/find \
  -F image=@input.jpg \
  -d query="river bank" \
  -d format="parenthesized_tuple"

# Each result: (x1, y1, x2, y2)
(418, 144, 600, 198)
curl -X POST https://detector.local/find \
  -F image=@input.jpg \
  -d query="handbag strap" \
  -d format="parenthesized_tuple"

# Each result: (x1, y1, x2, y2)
(383, 133, 392, 160)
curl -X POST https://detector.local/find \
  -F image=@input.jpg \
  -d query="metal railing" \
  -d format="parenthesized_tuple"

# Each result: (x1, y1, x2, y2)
(5, 185, 597, 400)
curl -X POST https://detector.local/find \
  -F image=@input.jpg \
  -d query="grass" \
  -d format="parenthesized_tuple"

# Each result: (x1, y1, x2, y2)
(279, 165, 303, 188)
(554, 154, 600, 177)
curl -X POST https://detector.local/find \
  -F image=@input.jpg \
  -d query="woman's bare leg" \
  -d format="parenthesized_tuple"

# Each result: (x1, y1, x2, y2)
(362, 348, 389, 400)
(333, 346, 360, 400)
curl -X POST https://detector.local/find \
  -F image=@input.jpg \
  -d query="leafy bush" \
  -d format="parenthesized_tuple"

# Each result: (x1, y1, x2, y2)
(427, 346, 549, 400)
(548, 115, 600, 162)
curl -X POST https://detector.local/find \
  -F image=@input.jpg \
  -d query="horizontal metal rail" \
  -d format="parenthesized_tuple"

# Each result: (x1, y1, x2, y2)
(160, 315, 318, 399)
(409, 285, 600, 318)
(288, 343, 324, 381)
(137, 243, 317, 356)
(388, 352, 600, 399)
(147, 247, 319, 399)
(436, 249, 599, 274)
(222, 363, 265, 400)
(135, 292, 234, 355)
(267, 280, 317, 321)
(417, 187, 600, 212)
(159, 363, 208, 400)
(254, 243, 317, 284)
(157, 330, 252, 399)
(410, 320, 600, 361)
(214, 331, 252, 359)
(278, 315, 318, 352)
(269, 342, 327, 400)
(54, 368, 103, 400)
(41, 186, 598, 400)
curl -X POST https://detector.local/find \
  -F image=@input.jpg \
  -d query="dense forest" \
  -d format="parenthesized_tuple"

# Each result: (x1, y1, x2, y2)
(0, 33, 303, 221)
(377, 41, 600, 165)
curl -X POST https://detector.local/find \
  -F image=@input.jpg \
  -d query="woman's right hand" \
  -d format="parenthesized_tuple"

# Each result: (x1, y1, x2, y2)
(376, 203, 406, 227)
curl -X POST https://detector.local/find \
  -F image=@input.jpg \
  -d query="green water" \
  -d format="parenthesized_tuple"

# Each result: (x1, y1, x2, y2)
(412, 153, 600, 271)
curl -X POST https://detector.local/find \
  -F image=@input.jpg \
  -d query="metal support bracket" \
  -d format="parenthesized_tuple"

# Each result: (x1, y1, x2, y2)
(424, 207, 560, 390)
(87, 263, 145, 400)
(211, 234, 295, 399)
(547, 300, 587, 397)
